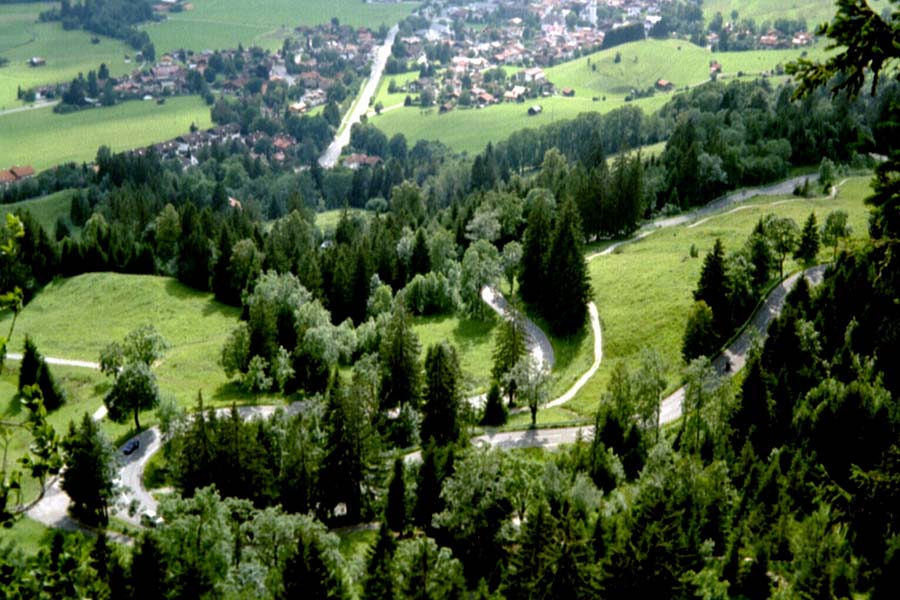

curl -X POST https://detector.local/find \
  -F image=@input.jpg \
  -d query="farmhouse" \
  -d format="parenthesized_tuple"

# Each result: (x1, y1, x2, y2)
(343, 154, 382, 169)
(655, 79, 674, 91)
(0, 165, 36, 186)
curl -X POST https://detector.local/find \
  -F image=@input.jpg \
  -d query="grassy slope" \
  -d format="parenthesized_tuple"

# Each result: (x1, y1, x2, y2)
(0, 2, 133, 106)
(0, 272, 244, 409)
(370, 38, 827, 155)
(413, 315, 497, 395)
(0, 189, 80, 237)
(315, 208, 370, 234)
(565, 176, 873, 417)
(370, 93, 670, 155)
(144, 0, 420, 53)
(0, 96, 212, 171)
(703, 0, 836, 28)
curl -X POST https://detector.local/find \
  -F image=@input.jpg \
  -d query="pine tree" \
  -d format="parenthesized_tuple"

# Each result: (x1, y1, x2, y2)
(420, 342, 462, 447)
(544, 199, 591, 336)
(794, 212, 820, 266)
(414, 443, 454, 531)
(694, 238, 730, 336)
(386, 458, 407, 534)
(749, 232, 773, 291)
(682, 301, 719, 363)
(212, 227, 236, 305)
(362, 524, 396, 600)
(519, 195, 553, 307)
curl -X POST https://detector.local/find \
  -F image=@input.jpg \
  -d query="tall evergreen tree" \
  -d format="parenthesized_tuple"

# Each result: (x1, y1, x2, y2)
(362, 524, 397, 600)
(491, 307, 528, 402)
(17, 335, 41, 392)
(694, 238, 730, 335)
(281, 532, 346, 599)
(794, 212, 820, 266)
(420, 342, 462, 447)
(386, 458, 407, 533)
(379, 306, 422, 411)
(519, 196, 553, 307)
(129, 533, 167, 600)
(61, 413, 116, 527)
(410, 228, 431, 277)
(480, 381, 508, 427)
(544, 199, 591, 336)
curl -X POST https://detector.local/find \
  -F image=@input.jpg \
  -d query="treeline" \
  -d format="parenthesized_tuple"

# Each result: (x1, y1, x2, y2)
(40, 0, 156, 61)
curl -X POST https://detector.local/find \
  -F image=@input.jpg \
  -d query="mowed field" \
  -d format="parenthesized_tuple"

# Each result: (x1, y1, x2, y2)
(144, 0, 420, 53)
(703, 0, 837, 28)
(564, 175, 873, 417)
(0, 272, 247, 412)
(370, 38, 828, 154)
(0, 2, 133, 106)
(0, 96, 211, 171)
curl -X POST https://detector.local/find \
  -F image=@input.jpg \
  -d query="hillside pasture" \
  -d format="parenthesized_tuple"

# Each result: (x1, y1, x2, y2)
(0, 96, 211, 171)
(144, 0, 420, 53)
(565, 175, 873, 417)
(0, 272, 244, 411)
(0, 2, 133, 106)
(1, 189, 80, 237)
(703, 0, 837, 29)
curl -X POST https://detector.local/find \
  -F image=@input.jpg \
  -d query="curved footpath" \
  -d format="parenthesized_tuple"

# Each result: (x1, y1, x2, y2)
(318, 25, 399, 168)
(18, 173, 822, 533)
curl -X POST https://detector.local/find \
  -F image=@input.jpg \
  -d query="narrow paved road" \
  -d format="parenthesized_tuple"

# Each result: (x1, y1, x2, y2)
(481, 286, 554, 368)
(6, 352, 101, 370)
(658, 265, 827, 425)
(319, 25, 398, 168)
(0, 100, 59, 117)
(587, 174, 820, 261)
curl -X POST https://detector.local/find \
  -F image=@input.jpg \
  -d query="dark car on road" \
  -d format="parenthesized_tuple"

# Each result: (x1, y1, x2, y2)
(122, 439, 140, 455)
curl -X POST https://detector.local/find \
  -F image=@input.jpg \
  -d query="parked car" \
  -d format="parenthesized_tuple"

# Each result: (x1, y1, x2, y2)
(122, 439, 140, 455)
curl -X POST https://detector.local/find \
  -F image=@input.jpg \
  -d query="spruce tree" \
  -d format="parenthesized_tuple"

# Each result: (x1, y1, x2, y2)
(18, 335, 41, 392)
(519, 195, 553, 307)
(420, 342, 462, 447)
(61, 413, 116, 527)
(386, 458, 407, 533)
(410, 228, 431, 277)
(504, 502, 558, 599)
(749, 232, 773, 291)
(682, 301, 719, 363)
(379, 306, 422, 411)
(281, 532, 346, 599)
(693, 238, 730, 336)
(794, 212, 820, 266)
(129, 533, 167, 600)
(480, 381, 508, 426)
(544, 198, 591, 336)
(362, 524, 396, 600)
(491, 307, 528, 389)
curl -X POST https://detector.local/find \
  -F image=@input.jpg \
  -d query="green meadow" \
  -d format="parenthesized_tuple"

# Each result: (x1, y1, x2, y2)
(703, 0, 837, 28)
(0, 189, 80, 237)
(144, 0, 420, 53)
(0, 272, 246, 412)
(0, 2, 134, 106)
(0, 96, 211, 171)
(565, 176, 873, 417)
(370, 93, 670, 155)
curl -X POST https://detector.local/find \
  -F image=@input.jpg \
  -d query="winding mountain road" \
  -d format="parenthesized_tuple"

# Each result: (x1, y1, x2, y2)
(17, 173, 830, 534)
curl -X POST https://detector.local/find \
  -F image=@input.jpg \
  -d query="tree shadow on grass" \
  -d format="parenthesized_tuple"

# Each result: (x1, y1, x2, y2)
(452, 317, 496, 351)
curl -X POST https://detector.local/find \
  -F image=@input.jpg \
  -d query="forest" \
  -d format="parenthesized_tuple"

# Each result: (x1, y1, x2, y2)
(1, 0, 900, 597)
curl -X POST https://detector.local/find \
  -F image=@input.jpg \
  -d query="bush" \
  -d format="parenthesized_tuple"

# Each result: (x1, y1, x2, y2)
(399, 272, 458, 316)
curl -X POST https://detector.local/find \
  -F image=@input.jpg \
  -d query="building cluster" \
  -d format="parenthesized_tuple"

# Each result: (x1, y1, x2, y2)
(389, 0, 676, 113)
